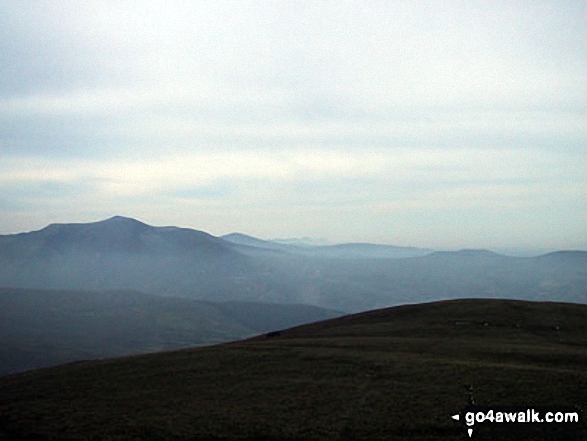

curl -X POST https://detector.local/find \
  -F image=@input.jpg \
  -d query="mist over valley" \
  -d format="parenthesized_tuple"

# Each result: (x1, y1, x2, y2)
(1, 216, 585, 378)
(1, 216, 585, 314)
(2, 1, 586, 438)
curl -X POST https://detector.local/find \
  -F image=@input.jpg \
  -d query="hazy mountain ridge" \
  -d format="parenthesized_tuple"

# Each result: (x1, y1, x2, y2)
(2, 216, 233, 256)
(222, 231, 434, 258)
(1, 216, 586, 312)
(0, 216, 249, 298)
(306, 242, 433, 258)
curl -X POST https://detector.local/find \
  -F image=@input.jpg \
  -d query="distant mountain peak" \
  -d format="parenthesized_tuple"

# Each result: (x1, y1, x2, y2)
(455, 249, 501, 256)
(434, 248, 500, 255)
(105, 215, 135, 221)
(222, 232, 262, 241)
(99, 215, 149, 226)
(272, 237, 331, 247)
(42, 215, 148, 231)
(0, 216, 234, 258)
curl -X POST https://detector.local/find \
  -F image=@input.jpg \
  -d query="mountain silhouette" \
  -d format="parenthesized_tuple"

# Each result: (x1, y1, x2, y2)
(2, 216, 231, 256)
(0, 216, 245, 297)
(1, 216, 586, 311)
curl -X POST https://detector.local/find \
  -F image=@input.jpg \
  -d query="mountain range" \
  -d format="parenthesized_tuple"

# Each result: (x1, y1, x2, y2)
(1, 216, 586, 312)
(1, 217, 586, 438)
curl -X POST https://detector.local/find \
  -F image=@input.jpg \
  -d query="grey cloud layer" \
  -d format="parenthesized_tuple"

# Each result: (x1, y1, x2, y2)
(0, 0, 585, 249)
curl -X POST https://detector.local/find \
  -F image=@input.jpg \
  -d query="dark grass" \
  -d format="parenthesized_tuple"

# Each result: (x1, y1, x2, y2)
(1, 298, 586, 440)
(0, 287, 342, 376)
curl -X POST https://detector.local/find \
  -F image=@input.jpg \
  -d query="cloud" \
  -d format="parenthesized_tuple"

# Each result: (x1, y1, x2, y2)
(2, 146, 581, 203)
(0, 0, 586, 248)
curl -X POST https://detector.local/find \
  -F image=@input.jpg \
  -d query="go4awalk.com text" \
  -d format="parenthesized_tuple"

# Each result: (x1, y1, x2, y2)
(451, 405, 583, 438)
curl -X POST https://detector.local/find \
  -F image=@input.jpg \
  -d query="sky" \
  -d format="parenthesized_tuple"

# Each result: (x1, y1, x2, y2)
(0, 0, 586, 251)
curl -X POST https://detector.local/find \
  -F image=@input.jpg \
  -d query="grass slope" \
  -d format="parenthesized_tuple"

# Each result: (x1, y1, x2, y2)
(0, 288, 341, 376)
(0, 299, 586, 440)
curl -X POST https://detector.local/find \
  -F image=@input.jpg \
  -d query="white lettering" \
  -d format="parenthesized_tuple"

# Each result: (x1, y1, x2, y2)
(505, 412, 517, 422)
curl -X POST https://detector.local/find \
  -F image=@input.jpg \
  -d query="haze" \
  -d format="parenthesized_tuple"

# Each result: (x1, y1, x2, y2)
(1, 0, 586, 251)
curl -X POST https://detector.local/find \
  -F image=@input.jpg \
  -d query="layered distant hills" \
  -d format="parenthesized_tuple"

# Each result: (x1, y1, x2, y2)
(1, 216, 586, 312)
(2, 217, 586, 437)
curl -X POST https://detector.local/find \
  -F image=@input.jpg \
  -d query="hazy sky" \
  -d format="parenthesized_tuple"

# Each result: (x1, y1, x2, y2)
(1, 0, 586, 250)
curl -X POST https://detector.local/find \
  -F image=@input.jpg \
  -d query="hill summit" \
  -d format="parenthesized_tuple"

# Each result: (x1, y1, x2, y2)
(0, 298, 585, 440)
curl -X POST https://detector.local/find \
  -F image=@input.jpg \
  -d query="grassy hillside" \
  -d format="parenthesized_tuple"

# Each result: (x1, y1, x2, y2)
(0, 298, 585, 440)
(0, 288, 341, 376)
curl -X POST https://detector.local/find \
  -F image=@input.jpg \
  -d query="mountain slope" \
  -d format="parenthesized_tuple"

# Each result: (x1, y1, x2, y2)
(222, 232, 434, 258)
(0, 287, 342, 376)
(221, 232, 286, 250)
(0, 216, 231, 256)
(0, 299, 585, 440)
(1, 217, 586, 312)
(0, 216, 249, 298)
(300, 242, 434, 258)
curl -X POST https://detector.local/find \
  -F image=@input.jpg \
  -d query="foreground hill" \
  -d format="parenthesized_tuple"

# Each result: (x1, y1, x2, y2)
(1, 299, 585, 440)
(0, 287, 342, 376)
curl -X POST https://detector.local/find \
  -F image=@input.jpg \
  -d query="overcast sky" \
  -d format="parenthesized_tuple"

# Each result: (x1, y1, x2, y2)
(1, 0, 586, 250)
